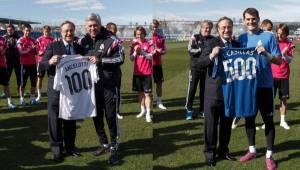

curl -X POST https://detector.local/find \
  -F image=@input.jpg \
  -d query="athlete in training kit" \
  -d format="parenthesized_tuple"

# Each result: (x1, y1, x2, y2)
(2, 24, 21, 98)
(106, 22, 124, 120)
(272, 23, 295, 130)
(130, 26, 154, 123)
(79, 13, 124, 165)
(198, 17, 238, 167)
(186, 20, 214, 120)
(237, 8, 281, 170)
(36, 25, 54, 102)
(0, 36, 17, 109)
(151, 19, 167, 110)
(231, 18, 275, 130)
(17, 23, 38, 105)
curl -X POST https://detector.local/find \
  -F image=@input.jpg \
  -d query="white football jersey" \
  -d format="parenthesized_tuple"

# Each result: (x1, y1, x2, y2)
(54, 55, 99, 120)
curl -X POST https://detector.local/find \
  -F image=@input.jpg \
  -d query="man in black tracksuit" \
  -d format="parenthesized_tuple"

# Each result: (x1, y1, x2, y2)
(79, 14, 124, 165)
(3, 24, 21, 93)
(185, 20, 214, 120)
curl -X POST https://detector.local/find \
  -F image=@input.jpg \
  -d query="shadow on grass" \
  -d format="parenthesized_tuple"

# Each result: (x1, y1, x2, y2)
(0, 101, 47, 114)
(21, 160, 114, 170)
(276, 139, 300, 165)
(0, 114, 49, 169)
(119, 137, 152, 159)
(153, 121, 204, 159)
(153, 97, 205, 162)
(120, 92, 138, 104)
(154, 162, 207, 170)
(154, 107, 204, 123)
(161, 97, 187, 108)
(0, 110, 152, 169)
(275, 101, 300, 111)
(154, 108, 186, 123)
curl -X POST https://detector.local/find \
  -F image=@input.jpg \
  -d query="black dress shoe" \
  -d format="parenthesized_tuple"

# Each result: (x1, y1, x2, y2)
(206, 159, 216, 167)
(53, 154, 63, 163)
(219, 153, 237, 161)
(67, 150, 82, 157)
(107, 148, 120, 165)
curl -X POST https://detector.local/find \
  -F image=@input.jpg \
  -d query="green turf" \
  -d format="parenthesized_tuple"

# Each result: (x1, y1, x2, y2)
(0, 41, 300, 170)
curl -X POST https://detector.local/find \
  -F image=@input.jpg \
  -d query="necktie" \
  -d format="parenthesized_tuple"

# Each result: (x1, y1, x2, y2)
(225, 41, 231, 48)
(66, 44, 71, 55)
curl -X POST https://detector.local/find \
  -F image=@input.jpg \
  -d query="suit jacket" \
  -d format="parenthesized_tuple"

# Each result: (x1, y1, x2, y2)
(198, 36, 240, 101)
(40, 40, 84, 77)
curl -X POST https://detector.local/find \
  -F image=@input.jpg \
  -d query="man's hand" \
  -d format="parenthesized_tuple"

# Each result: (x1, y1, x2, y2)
(134, 45, 141, 54)
(281, 47, 288, 55)
(209, 46, 221, 60)
(49, 55, 61, 65)
(155, 48, 162, 54)
(89, 56, 100, 64)
(256, 46, 266, 54)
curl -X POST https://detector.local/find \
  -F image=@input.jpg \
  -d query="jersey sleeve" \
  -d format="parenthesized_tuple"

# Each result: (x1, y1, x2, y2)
(0, 38, 6, 56)
(141, 40, 153, 60)
(102, 37, 125, 65)
(269, 34, 281, 57)
(287, 41, 295, 57)
(129, 39, 139, 61)
(188, 34, 201, 56)
(17, 38, 30, 54)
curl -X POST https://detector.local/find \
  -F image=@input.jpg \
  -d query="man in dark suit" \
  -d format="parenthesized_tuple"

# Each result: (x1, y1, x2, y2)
(198, 16, 239, 167)
(40, 20, 94, 162)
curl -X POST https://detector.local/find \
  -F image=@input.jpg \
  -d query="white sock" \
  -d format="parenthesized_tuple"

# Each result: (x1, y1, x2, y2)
(249, 146, 256, 153)
(37, 89, 41, 97)
(266, 150, 273, 159)
(20, 97, 24, 101)
(280, 115, 285, 123)
(157, 97, 162, 104)
(146, 108, 151, 115)
(141, 106, 145, 113)
(7, 97, 12, 104)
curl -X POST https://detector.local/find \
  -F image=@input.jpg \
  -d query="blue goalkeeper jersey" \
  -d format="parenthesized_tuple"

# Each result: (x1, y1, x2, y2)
(213, 47, 262, 117)
(238, 30, 281, 88)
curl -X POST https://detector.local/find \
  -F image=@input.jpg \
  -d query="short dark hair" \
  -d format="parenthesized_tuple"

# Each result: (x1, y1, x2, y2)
(106, 22, 117, 30)
(22, 23, 32, 30)
(261, 19, 273, 28)
(43, 25, 51, 30)
(7, 24, 15, 30)
(276, 23, 290, 36)
(216, 16, 233, 30)
(134, 26, 147, 37)
(60, 20, 75, 30)
(243, 8, 260, 19)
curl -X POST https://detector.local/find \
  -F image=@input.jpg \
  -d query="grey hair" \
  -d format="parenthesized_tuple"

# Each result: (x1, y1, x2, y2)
(86, 13, 101, 25)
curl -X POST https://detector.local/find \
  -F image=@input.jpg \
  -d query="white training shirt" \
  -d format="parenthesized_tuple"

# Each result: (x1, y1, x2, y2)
(53, 55, 99, 120)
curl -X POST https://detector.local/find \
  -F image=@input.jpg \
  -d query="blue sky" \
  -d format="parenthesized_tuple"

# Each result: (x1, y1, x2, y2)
(0, 0, 299, 26)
